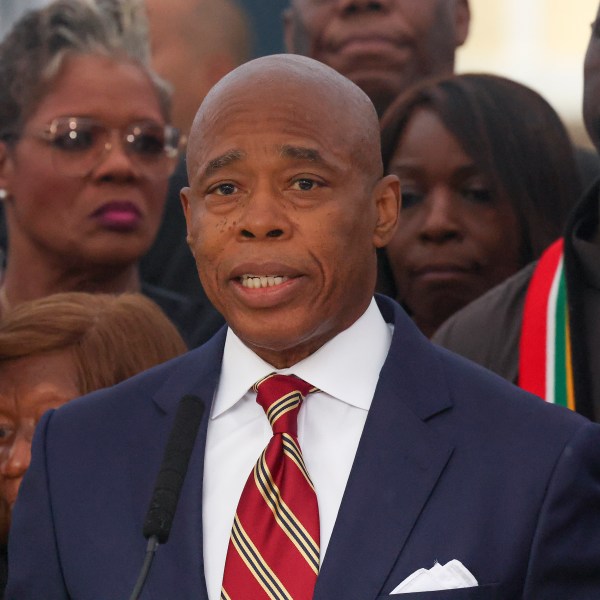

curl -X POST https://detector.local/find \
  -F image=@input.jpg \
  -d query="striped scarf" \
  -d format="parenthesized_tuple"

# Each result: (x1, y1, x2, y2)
(518, 239, 576, 409)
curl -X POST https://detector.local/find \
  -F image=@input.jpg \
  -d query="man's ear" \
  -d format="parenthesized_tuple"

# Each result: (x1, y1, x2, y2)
(373, 174, 401, 248)
(454, 0, 471, 47)
(180, 186, 194, 245)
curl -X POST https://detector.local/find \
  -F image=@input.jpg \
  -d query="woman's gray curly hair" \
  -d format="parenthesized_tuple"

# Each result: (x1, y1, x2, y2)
(0, 0, 171, 141)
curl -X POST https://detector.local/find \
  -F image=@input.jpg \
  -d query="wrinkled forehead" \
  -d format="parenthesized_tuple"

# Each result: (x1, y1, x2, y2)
(187, 58, 382, 176)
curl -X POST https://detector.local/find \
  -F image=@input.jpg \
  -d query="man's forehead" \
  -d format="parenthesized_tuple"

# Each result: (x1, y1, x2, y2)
(204, 143, 327, 163)
(190, 140, 348, 183)
(186, 54, 381, 175)
(191, 95, 354, 159)
(195, 54, 375, 117)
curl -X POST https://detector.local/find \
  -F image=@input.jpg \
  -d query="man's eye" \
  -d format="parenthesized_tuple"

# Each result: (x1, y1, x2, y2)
(212, 183, 237, 196)
(292, 178, 318, 191)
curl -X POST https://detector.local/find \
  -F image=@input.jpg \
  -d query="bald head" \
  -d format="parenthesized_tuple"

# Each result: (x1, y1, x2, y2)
(188, 54, 383, 180)
(181, 54, 399, 367)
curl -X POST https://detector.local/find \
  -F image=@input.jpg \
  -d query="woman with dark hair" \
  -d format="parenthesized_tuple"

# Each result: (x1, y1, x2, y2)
(379, 73, 582, 337)
(0, 0, 224, 346)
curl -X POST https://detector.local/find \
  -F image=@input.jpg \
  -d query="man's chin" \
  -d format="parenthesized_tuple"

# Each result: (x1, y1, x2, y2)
(233, 321, 327, 368)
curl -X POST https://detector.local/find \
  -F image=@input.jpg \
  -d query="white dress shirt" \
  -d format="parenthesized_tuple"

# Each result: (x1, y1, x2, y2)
(202, 298, 393, 600)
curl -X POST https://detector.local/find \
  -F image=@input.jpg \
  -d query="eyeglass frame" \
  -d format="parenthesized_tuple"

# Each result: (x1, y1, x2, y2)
(14, 116, 183, 179)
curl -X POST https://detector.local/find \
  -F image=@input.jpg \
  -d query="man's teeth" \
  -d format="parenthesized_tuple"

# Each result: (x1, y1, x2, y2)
(240, 275, 289, 289)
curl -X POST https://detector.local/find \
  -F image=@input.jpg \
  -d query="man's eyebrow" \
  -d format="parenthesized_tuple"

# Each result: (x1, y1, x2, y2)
(279, 144, 325, 163)
(202, 149, 246, 179)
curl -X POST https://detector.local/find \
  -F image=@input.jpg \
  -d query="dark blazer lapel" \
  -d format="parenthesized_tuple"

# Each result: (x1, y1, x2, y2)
(314, 298, 454, 600)
(127, 329, 227, 599)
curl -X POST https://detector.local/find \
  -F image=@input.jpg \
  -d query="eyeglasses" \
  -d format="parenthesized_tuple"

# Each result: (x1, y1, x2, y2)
(30, 117, 182, 179)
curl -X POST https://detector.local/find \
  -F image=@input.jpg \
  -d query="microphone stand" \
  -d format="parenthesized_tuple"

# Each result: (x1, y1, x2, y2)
(128, 394, 205, 599)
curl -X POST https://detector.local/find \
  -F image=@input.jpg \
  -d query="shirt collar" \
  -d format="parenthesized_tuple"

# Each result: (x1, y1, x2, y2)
(212, 298, 392, 418)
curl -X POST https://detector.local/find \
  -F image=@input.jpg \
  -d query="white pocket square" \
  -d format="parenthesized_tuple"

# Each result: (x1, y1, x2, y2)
(391, 559, 478, 594)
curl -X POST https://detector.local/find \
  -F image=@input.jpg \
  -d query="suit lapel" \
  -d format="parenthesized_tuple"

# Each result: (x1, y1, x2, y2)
(128, 330, 227, 599)
(314, 298, 454, 599)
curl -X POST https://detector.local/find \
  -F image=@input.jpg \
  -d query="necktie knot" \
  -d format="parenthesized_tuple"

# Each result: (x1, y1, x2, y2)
(254, 373, 316, 436)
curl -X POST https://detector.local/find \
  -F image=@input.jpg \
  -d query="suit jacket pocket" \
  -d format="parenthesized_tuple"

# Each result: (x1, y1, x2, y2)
(378, 583, 500, 599)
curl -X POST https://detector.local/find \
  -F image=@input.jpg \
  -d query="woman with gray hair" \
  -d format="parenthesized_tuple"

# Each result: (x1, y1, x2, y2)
(0, 0, 223, 346)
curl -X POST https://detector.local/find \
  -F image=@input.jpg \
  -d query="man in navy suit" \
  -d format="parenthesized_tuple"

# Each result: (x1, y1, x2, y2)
(7, 54, 600, 599)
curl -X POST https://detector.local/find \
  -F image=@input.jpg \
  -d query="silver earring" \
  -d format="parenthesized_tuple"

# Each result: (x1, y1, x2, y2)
(0, 189, 6, 200)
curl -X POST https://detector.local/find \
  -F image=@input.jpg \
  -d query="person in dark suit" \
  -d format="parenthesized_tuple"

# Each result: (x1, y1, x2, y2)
(7, 53, 600, 599)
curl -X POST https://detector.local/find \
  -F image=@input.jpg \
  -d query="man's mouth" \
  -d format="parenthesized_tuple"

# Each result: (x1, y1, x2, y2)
(239, 274, 290, 289)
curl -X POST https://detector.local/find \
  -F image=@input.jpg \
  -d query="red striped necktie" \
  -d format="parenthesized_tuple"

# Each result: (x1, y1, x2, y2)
(221, 373, 320, 600)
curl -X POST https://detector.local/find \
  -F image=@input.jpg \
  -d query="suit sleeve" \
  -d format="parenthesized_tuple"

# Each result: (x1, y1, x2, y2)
(6, 409, 70, 600)
(523, 420, 600, 598)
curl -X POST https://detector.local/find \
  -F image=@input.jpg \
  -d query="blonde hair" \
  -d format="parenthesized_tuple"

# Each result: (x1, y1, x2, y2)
(0, 292, 187, 394)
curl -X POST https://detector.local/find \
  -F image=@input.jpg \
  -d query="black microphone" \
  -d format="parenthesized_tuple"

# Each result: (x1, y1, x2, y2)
(129, 394, 205, 600)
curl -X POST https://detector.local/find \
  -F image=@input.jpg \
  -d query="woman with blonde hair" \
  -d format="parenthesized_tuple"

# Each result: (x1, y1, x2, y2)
(0, 291, 187, 589)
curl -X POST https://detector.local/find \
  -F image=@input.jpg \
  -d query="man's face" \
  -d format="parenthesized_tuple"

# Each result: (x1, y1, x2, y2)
(284, 0, 470, 115)
(181, 71, 399, 367)
(584, 8, 600, 152)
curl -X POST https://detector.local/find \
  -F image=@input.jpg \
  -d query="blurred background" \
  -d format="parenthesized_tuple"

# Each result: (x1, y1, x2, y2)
(0, 0, 596, 145)
(458, 0, 598, 148)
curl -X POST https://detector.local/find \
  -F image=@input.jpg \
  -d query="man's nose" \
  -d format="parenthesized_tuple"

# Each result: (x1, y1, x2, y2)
(237, 185, 292, 241)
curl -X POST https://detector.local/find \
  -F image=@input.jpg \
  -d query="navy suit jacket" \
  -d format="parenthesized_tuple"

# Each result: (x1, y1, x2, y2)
(7, 296, 600, 599)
